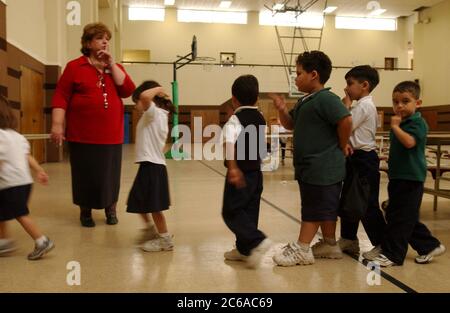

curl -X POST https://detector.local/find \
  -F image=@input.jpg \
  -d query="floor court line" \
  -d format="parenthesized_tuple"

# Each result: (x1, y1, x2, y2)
(199, 160, 417, 293)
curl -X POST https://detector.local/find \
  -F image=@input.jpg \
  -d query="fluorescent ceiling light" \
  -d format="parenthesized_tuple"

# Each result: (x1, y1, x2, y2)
(164, 0, 175, 5)
(369, 9, 386, 16)
(178, 9, 247, 24)
(219, 1, 232, 9)
(259, 11, 324, 28)
(273, 3, 284, 10)
(335, 16, 396, 31)
(128, 7, 165, 21)
(323, 6, 337, 14)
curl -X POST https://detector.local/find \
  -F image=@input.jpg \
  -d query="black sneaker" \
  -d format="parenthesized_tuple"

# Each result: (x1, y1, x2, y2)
(106, 214, 118, 225)
(80, 216, 96, 227)
(28, 238, 55, 260)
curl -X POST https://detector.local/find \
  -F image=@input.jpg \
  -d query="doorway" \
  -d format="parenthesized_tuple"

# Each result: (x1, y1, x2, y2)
(20, 66, 45, 163)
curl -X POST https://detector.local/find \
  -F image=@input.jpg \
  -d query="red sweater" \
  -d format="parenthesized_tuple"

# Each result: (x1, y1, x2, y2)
(52, 56, 135, 144)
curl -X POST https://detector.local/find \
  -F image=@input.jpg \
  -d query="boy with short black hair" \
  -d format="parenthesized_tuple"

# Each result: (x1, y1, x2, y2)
(222, 74, 271, 269)
(270, 51, 352, 266)
(338, 65, 387, 256)
(363, 81, 445, 266)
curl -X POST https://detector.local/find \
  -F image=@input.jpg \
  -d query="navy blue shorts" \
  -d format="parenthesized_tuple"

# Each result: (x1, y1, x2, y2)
(0, 184, 32, 221)
(298, 181, 342, 222)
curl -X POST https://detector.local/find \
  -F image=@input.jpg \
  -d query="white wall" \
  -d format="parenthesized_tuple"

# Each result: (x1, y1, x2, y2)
(6, 0, 47, 63)
(122, 8, 415, 107)
(65, 0, 99, 62)
(414, 0, 450, 106)
(45, 0, 67, 66)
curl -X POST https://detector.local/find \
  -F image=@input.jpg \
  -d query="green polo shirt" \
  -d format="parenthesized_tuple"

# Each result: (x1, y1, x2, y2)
(289, 88, 350, 185)
(388, 112, 428, 182)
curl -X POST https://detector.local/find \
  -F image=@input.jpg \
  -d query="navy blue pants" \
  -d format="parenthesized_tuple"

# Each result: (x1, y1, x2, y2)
(340, 150, 386, 245)
(222, 170, 266, 256)
(382, 180, 441, 264)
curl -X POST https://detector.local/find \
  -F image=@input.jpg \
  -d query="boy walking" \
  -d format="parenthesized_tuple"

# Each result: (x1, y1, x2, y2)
(222, 75, 271, 269)
(363, 81, 445, 266)
(338, 65, 386, 256)
(270, 51, 352, 266)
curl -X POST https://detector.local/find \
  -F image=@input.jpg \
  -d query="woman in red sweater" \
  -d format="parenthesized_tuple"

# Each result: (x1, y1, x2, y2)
(51, 22, 135, 227)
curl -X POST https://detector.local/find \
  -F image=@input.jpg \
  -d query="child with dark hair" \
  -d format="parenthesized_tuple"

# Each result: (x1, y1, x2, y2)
(363, 81, 445, 266)
(338, 65, 387, 257)
(270, 51, 352, 266)
(127, 81, 174, 252)
(222, 75, 272, 268)
(0, 95, 54, 260)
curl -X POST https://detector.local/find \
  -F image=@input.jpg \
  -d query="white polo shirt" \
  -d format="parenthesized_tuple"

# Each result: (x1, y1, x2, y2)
(135, 102, 169, 165)
(349, 95, 378, 152)
(0, 129, 33, 190)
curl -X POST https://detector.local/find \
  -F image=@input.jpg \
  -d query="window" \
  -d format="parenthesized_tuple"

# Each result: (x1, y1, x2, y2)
(384, 57, 398, 70)
(128, 7, 165, 21)
(177, 9, 247, 24)
(335, 16, 397, 31)
(259, 11, 324, 28)
(220, 52, 236, 67)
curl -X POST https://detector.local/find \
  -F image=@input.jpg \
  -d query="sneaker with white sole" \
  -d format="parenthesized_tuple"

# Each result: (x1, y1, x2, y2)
(362, 245, 382, 261)
(28, 237, 55, 260)
(415, 244, 446, 264)
(273, 242, 315, 267)
(338, 238, 360, 255)
(224, 248, 247, 262)
(135, 224, 159, 245)
(0, 239, 17, 256)
(246, 238, 272, 269)
(141, 235, 174, 252)
(312, 239, 343, 259)
(372, 253, 396, 267)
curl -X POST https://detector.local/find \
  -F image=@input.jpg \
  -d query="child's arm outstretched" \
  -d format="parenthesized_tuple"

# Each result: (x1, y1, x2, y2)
(28, 155, 49, 185)
(390, 114, 416, 148)
(269, 94, 294, 130)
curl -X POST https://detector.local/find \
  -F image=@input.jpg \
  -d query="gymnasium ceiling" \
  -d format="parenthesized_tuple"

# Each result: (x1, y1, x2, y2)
(122, 0, 444, 18)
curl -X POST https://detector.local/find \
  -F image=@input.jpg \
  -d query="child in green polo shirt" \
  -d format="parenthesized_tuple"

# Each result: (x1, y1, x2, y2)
(363, 81, 445, 267)
(270, 51, 352, 266)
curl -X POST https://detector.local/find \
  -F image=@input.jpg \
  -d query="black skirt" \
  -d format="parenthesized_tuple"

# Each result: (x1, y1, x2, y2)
(0, 184, 32, 221)
(127, 162, 170, 213)
(68, 142, 122, 209)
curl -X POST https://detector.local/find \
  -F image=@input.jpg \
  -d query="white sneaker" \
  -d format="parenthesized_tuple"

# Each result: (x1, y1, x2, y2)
(372, 253, 396, 267)
(415, 244, 446, 264)
(28, 237, 55, 260)
(141, 235, 174, 252)
(273, 242, 315, 266)
(246, 238, 272, 269)
(224, 248, 247, 262)
(0, 239, 17, 256)
(362, 245, 382, 260)
(338, 238, 360, 255)
(135, 224, 159, 245)
(312, 239, 343, 259)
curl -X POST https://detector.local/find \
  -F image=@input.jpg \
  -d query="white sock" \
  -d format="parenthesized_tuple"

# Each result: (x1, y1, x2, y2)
(324, 237, 337, 245)
(35, 236, 47, 247)
(297, 241, 310, 252)
(159, 232, 170, 238)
